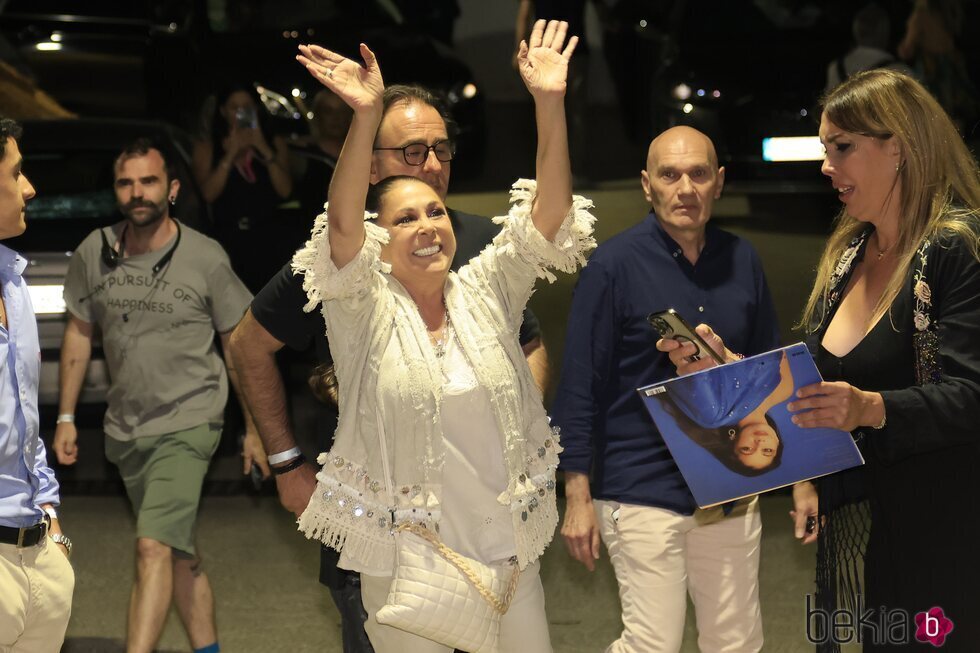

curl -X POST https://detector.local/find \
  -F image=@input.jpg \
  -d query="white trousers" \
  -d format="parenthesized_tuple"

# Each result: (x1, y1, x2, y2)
(360, 560, 552, 653)
(595, 498, 763, 653)
(0, 538, 75, 653)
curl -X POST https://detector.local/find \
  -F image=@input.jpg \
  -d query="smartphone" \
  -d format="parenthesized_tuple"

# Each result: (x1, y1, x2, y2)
(249, 463, 263, 491)
(234, 106, 258, 130)
(647, 308, 725, 365)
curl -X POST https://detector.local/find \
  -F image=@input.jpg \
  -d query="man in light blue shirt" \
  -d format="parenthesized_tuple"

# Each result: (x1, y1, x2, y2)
(0, 117, 74, 653)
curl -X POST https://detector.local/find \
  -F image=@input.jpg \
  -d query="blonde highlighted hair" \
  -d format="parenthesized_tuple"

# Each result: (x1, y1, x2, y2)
(800, 69, 980, 332)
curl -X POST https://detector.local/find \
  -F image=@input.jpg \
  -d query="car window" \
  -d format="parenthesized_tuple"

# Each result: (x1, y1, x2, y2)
(670, 0, 852, 93)
(8, 144, 203, 253)
(25, 151, 118, 211)
(205, 0, 400, 32)
(7, 149, 123, 252)
(0, 0, 150, 20)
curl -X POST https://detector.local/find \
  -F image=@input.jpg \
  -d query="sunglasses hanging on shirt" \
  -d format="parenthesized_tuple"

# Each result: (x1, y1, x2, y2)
(99, 220, 182, 276)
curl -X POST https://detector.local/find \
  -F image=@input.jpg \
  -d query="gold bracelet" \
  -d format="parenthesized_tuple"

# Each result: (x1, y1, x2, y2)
(872, 412, 887, 430)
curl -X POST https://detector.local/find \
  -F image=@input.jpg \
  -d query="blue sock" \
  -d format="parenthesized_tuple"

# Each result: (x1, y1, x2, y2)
(193, 644, 219, 653)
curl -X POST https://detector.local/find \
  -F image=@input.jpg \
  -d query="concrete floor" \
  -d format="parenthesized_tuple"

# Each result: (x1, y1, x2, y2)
(59, 494, 819, 653)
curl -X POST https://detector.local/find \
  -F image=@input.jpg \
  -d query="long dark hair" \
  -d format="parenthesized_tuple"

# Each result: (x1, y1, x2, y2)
(206, 82, 276, 162)
(656, 394, 784, 477)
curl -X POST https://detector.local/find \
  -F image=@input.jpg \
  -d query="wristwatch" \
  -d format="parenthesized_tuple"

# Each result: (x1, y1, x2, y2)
(50, 533, 72, 558)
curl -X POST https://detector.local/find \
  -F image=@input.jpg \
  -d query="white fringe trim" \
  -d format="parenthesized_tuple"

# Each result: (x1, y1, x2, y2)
(515, 492, 559, 570)
(290, 208, 391, 311)
(298, 475, 396, 572)
(492, 178, 597, 283)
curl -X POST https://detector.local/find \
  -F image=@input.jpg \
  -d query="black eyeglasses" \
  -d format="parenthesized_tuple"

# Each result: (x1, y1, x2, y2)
(373, 141, 455, 166)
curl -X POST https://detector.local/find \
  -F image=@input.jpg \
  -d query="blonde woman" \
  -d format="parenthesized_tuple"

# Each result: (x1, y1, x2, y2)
(785, 69, 980, 649)
(661, 69, 980, 648)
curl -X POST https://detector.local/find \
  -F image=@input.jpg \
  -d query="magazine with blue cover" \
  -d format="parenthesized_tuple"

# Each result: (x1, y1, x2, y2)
(637, 343, 865, 509)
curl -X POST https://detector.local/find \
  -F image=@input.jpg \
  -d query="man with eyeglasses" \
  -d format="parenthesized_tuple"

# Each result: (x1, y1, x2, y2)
(228, 84, 547, 652)
(373, 141, 455, 168)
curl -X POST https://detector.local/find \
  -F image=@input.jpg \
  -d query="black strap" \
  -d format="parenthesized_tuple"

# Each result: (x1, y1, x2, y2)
(271, 454, 307, 476)
(0, 522, 48, 547)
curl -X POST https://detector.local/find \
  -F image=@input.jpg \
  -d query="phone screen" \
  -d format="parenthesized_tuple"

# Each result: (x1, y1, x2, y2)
(235, 107, 258, 129)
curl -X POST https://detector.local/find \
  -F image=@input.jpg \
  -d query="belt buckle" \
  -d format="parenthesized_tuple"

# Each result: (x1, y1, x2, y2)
(15, 521, 46, 547)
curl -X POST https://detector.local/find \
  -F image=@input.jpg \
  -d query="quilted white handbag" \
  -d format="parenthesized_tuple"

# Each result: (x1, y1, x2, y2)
(375, 523, 520, 653)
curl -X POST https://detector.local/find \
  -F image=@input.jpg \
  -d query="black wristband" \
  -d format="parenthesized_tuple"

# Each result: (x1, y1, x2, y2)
(271, 454, 307, 476)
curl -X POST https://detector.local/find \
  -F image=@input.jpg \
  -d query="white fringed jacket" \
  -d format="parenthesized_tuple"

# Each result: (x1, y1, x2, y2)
(292, 180, 595, 575)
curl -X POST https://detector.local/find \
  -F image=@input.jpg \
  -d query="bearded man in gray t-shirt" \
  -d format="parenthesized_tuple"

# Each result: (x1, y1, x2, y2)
(52, 138, 268, 653)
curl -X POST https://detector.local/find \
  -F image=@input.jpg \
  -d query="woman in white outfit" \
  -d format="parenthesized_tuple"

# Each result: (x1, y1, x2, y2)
(291, 20, 594, 653)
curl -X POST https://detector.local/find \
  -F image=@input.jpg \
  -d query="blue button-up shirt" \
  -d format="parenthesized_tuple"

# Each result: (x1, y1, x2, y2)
(0, 243, 59, 528)
(553, 214, 780, 515)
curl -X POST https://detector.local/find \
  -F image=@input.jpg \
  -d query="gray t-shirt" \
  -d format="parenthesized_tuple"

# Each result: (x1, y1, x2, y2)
(63, 222, 252, 441)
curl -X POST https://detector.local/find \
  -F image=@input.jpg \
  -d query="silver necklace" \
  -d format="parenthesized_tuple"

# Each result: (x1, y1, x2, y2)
(430, 308, 453, 358)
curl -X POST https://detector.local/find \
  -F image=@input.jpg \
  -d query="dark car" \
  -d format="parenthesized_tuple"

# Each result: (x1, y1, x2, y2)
(637, 0, 953, 196)
(0, 0, 486, 177)
(4, 118, 208, 405)
(636, 1, 849, 194)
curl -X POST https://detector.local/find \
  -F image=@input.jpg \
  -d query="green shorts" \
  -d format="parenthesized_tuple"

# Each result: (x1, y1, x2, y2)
(105, 422, 221, 558)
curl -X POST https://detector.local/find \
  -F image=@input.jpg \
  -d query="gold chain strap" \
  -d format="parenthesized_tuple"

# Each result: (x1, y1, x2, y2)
(397, 523, 521, 614)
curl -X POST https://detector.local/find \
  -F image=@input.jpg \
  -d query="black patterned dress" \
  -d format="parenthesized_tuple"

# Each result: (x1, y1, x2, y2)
(806, 225, 980, 652)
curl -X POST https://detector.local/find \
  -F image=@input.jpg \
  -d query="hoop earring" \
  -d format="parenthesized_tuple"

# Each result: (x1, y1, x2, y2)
(728, 428, 737, 441)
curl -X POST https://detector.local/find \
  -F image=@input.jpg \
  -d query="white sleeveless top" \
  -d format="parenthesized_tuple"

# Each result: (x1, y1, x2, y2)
(438, 334, 516, 563)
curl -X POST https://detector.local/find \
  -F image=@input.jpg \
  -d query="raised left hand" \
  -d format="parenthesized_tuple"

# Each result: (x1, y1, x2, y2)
(517, 19, 578, 99)
(788, 381, 881, 432)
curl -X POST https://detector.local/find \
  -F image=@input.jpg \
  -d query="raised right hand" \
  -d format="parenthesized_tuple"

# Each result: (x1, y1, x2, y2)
(656, 323, 728, 376)
(297, 43, 384, 115)
(274, 463, 319, 517)
(53, 422, 79, 465)
(517, 19, 578, 100)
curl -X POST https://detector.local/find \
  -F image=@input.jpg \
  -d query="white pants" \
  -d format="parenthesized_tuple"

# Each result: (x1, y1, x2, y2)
(360, 560, 552, 653)
(0, 538, 75, 653)
(595, 498, 763, 653)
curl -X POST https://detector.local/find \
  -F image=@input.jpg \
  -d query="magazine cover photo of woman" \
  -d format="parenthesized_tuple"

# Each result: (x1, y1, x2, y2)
(655, 351, 794, 476)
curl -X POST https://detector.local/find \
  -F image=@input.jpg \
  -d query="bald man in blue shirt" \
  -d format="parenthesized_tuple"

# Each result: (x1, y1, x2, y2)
(553, 126, 779, 652)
